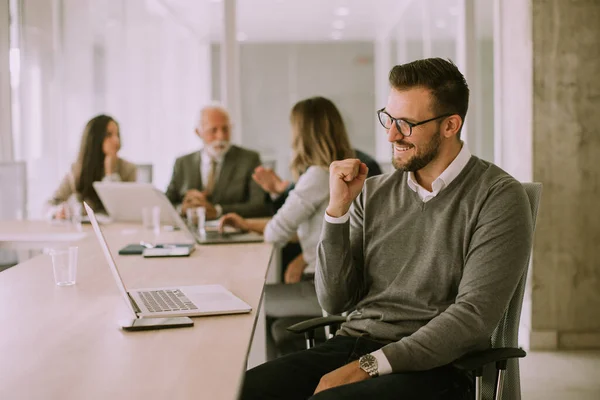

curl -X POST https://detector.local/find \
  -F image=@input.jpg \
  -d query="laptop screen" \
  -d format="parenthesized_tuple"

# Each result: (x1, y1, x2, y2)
(84, 202, 139, 319)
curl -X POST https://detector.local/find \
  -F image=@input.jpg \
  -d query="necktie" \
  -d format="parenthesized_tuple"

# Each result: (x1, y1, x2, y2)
(204, 159, 218, 197)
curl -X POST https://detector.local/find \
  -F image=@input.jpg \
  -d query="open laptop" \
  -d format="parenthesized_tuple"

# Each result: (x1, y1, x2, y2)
(83, 202, 252, 322)
(94, 182, 264, 245)
(92, 182, 179, 225)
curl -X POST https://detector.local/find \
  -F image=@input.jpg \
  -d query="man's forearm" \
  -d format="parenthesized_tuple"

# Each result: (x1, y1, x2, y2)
(314, 221, 363, 314)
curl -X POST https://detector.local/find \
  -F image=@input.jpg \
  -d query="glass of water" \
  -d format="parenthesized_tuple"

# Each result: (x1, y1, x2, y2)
(142, 206, 161, 234)
(196, 207, 206, 236)
(50, 246, 78, 286)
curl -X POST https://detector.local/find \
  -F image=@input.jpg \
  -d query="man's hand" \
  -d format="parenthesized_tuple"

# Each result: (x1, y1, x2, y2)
(182, 190, 218, 219)
(326, 159, 369, 218)
(203, 201, 218, 220)
(284, 253, 307, 284)
(104, 153, 118, 176)
(218, 213, 250, 233)
(183, 189, 205, 204)
(252, 166, 290, 196)
(182, 190, 206, 215)
(314, 360, 370, 395)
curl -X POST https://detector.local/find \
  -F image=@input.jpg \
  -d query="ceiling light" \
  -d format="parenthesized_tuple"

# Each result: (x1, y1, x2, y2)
(237, 32, 248, 41)
(335, 7, 350, 17)
(331, 31, 342, 40)
(332, 20, 345, 30)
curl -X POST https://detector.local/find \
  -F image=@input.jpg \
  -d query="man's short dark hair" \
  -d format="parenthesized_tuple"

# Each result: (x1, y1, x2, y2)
(389, 58, 469, 136)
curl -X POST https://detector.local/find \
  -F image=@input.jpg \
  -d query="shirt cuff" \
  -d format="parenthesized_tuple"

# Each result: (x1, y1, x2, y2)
(102, 173, 122, 182)
(324, 211, 350, 224)
(371, 349, 393, 376)
(214, 204, 223, 218)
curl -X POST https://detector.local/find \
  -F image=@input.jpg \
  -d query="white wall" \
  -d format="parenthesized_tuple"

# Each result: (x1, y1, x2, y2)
(213, 42, 376, 181)
(13, 0, 212, 218)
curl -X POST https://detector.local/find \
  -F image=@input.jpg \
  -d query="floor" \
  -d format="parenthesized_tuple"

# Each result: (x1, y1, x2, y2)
(520, 351, 600, 400)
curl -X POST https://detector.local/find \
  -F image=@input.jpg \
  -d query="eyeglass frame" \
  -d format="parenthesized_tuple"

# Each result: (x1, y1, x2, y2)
(377, 108, 454, 137)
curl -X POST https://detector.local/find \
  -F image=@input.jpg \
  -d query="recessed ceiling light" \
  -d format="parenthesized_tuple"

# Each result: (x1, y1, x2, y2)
(332, 20, 345, 30)
(331, 31, 343, 40)
(335, 7, 350, 17)
(237, 32, 248, 41)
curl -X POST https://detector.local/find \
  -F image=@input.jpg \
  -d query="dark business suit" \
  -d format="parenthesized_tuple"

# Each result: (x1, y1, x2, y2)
(166, 145, 271, 218)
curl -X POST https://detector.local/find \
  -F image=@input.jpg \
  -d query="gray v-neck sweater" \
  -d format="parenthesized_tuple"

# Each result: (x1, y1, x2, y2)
(315, 156, 533, 372)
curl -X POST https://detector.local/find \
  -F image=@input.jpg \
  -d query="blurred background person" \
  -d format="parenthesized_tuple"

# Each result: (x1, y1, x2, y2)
(252, 145, 382, 283)
(254, 149, 381, 212)
(46, 114, 136, 219)
(219, 96, 356, 359)
(253, 147, 382, 284)
(166, 104, 270, 220)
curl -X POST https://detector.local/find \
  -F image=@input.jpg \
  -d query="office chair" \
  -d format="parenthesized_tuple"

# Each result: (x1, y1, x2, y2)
(288, 182, 543, 400)
(136, 164, 153, 184)
(0, 161, 27, 272)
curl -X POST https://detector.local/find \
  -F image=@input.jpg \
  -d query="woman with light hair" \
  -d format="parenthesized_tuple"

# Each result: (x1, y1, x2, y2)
(219, 96, 356, 358)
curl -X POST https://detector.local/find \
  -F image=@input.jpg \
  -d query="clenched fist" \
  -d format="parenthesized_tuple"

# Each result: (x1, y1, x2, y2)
(326, 159, 368, 218)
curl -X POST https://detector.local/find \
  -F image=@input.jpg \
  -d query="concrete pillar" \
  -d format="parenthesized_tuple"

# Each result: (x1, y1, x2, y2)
(530, 0, 600, 350)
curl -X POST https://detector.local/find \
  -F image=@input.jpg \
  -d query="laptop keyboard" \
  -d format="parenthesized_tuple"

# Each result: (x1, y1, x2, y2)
(139, 289, 199, 313)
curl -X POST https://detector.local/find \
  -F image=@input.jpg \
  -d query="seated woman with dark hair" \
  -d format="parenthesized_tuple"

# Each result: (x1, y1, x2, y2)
(46, 114, 137, 218)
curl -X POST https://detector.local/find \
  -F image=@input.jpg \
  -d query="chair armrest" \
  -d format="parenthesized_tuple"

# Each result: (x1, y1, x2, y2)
(286, 316, 347, 334)
(453, 347, 527, 371)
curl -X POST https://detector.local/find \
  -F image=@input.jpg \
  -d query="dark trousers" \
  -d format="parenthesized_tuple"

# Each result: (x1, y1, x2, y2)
(240, 335, 473, 400)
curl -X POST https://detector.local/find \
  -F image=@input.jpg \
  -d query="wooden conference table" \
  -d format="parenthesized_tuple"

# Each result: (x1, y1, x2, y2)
(0, 220, 273, 400)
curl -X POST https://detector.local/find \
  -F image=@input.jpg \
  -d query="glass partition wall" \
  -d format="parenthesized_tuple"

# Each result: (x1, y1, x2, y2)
(376, 0, 494, 164)
(10, 0, 213, 218)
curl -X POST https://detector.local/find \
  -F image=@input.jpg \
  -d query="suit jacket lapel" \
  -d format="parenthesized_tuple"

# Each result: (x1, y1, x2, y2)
(189, 151, 203, 191)
(212, 146, 237, 201)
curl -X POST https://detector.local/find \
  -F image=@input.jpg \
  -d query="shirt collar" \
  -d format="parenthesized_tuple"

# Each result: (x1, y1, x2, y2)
(201, 147, 227, 164)
(407, 143, 472, 195)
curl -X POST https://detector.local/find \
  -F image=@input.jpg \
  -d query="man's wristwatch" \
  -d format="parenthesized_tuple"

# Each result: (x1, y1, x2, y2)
(358, 354, 379, 377)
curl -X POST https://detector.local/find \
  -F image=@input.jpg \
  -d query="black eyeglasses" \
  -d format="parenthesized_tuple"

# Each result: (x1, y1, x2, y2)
(377, 108, 453, 137)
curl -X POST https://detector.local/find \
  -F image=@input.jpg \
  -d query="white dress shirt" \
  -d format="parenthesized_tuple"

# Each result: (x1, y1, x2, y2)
(324, 143, 472, 375)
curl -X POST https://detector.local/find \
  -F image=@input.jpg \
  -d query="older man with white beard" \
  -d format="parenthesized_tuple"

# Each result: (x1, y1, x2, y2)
(166, 104, 271, 219)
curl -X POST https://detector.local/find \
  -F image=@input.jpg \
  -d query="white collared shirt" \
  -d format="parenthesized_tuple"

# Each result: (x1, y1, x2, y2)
(324, 143, 472, 375)
(406, 143, 472, 202)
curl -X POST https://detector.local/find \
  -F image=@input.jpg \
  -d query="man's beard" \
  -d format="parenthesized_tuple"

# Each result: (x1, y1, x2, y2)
(206, 140, 231, 159)
(391, 131, 441, 172)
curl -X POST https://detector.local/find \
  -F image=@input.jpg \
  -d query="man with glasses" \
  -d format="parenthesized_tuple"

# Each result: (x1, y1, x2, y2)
(240, 58, 533, 399)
